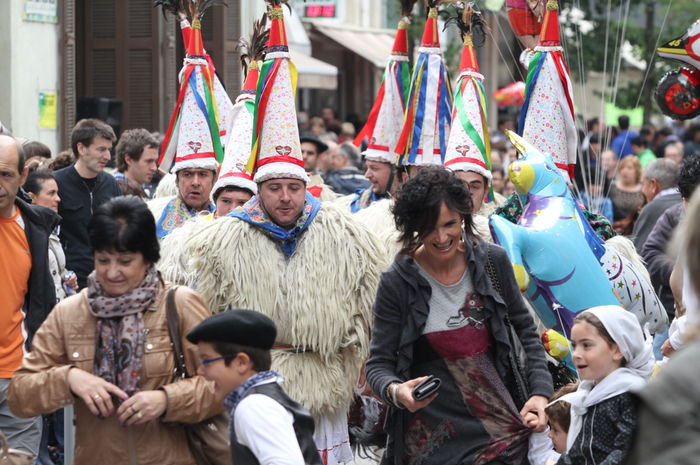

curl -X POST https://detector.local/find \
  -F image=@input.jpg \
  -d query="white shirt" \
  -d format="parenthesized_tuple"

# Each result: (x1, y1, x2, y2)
(234, 386, 305, 465)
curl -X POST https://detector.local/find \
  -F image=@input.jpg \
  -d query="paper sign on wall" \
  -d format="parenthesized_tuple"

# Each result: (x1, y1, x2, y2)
(24, 0, 58, 23)
(39, 92, 57, 129)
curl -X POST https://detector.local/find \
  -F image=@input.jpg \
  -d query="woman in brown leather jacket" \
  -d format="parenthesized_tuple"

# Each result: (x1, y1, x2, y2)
(8, 196, 224, 465)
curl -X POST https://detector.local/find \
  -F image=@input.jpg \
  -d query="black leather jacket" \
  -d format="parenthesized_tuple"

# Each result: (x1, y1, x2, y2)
(15, 197, 60, 350)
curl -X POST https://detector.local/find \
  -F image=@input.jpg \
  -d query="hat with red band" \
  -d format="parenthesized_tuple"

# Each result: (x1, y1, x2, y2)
(212, 15, 269, 201)
(444, 4, 493, 193)
(246, 3, 309, 184)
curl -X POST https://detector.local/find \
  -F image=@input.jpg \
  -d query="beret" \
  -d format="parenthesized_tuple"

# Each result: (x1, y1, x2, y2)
(299, 136, 329, 155)
(186, 309, 277, 349)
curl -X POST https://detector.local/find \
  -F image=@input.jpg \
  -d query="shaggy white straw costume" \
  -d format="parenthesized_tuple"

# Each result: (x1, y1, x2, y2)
(158, 14, 268, 286)
(185, 202, 388, 464)
(185, 3, 390, 463)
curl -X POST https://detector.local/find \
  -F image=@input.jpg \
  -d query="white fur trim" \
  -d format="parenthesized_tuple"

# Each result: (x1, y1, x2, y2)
(266, 51, 291, 59)
(211, 177, 258, 202)
(457, 70, 484, 81)
(362, 147, 394, 164)
(445, 162, 493, 182)
(172, 159, 219, 173)
(418, 47, 443, 55)
(389, 54, 409, 62)
(253, 162, 310, 184)
(535, 45, 563, 52)
(184, 57, 208, 66)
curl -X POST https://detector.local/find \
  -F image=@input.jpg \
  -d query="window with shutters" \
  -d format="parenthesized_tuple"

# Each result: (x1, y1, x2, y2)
(74, 0, 162, 135)
(66, 0, 241, 141)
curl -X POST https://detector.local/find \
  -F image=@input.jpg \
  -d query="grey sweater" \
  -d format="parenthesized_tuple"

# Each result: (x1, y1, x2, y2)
(366, 239, 553, 465)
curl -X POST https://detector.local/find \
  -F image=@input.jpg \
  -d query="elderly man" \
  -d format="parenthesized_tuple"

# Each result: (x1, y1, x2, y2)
(150, 165, 217, 238)
(0, 135, 59, 459)
(641, 154, 700, 358)
(631, 158, 682, 252)
(184, 8, 387, 464)
(664, 142, 685, 166)
(324, 143, 371, 196)
(54, 119, 122, 288)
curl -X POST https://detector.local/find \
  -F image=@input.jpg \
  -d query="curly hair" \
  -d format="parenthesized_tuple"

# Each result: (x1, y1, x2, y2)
(392, 165, 475, 253)
(677, 153, 700, 199)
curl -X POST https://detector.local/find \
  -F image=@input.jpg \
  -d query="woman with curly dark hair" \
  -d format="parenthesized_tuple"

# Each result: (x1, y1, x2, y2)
(366, 166, 553, 465)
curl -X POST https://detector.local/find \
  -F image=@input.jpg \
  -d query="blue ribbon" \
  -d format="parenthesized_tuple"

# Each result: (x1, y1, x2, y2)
(408, 53, 430, 164)
(518, 52, 546, 135)
(188, 70, 212, 134)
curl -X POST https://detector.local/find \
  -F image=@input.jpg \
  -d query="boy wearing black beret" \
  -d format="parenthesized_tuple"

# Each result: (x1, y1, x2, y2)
(187, 310, 323, 465)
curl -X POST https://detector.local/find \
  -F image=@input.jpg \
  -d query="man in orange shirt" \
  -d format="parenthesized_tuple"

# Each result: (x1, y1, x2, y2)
(0, 134, 59, 459)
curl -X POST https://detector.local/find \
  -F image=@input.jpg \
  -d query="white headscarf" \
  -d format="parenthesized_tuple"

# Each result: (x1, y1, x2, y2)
(683, 259, 700, 327)
(557, 305, 655, 451)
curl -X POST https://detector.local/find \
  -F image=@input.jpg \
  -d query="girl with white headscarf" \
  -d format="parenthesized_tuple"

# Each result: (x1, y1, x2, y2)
(545, 305, 654, 465)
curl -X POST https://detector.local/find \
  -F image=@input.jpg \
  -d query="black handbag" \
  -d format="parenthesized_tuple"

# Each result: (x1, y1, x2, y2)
(165, 286, 232, 465)
(484, 246, 531, 407)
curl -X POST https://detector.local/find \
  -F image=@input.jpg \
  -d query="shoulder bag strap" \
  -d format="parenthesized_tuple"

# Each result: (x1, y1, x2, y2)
(485, 245, 515, 328)
(165, 285, 187, 380)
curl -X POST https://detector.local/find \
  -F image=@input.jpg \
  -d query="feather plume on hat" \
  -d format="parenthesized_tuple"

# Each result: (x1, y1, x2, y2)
(156, 0, 232, 174)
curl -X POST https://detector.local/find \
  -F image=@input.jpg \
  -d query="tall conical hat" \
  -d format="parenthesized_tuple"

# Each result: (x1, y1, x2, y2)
(517, 0, 577, 182)
(444, 5, 495, 200)
(353, 0, 417, 164)
(395, 1, 453, 166)
(177, 17, 234, 143)
(246, 4, 308, 184)
(158, 2, 230, 174)
(212, 16, 269, 200)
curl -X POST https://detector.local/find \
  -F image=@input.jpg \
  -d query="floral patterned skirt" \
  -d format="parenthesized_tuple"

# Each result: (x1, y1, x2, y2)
(403, 334, 531, 465)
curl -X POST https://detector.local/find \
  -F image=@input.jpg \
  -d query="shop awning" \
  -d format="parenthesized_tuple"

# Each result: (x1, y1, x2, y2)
(314, 26, 396, 69)
(292, 52, 338, 90)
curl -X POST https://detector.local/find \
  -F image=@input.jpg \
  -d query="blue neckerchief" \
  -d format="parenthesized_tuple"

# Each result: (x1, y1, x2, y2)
(156, 197, 215, 239)
(223, 370, 282, 434)
(350, 187, 384, 214)
(228, 191, 321, 256)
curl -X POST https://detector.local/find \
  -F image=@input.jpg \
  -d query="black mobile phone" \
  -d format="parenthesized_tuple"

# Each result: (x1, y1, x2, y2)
(412, 375, 442, 401)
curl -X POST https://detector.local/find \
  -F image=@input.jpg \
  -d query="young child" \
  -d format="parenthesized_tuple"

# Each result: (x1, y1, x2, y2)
(187, 309, 323, 465)
(545, 383, 578, 453)
(526, 383, 577, 465)
(545, 306, 655, 465)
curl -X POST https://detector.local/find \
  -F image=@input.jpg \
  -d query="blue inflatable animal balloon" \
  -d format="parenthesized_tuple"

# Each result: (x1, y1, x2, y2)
(489, 131, 621, 339)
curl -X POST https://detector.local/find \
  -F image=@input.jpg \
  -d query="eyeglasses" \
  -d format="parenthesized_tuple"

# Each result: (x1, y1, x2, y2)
(199, 353, 239, 368)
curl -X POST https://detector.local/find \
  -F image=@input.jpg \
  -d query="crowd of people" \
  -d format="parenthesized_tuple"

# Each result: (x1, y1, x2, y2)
(1, 94, 700, 464)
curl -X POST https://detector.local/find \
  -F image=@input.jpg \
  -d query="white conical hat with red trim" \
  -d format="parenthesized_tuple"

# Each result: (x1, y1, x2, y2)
(519, 0, 577, 182)
(445, 34, 492, 183)
(355, 9, 413, 164)
(395, 3, 453, 167)
(159, 17, 223, 174)
(248, 5, 308, 184)
(211, 64, 260, 201)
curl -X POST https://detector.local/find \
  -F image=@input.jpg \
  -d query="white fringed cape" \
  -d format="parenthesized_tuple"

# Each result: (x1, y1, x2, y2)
(158, 215, 212, 285)
(155, 173, 178, 198)
(147, 195, 177, 223)
(185, 201, 391, 418)
(355, 199, 401, 258)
